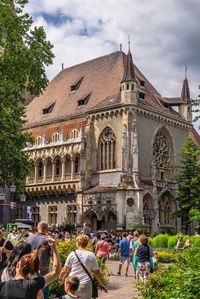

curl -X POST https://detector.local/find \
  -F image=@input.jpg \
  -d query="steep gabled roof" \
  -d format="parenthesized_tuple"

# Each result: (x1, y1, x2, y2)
(24, 50, 187, 128)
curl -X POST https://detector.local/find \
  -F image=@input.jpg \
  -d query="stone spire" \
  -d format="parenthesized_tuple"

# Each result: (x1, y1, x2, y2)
(121, 40, 136, 83)
(181, 77, 190, 102)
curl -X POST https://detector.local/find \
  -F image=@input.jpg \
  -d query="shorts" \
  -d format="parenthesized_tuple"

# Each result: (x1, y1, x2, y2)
(120, 256, 130, 264)
(76, 282, 92, 299)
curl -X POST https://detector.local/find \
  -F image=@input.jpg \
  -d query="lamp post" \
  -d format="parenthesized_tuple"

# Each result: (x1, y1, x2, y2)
(20, 193, 26, 219)
(10, 184, 16, 222)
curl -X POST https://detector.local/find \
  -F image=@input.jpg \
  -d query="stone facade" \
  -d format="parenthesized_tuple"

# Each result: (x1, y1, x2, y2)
(21, 49, 198, 233)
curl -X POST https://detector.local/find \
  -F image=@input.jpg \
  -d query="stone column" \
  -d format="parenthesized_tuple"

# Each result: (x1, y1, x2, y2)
(52, 161, 55, 181)
(34, 164, 37, 184)
(43, 160, 46, 183)
(71, 156, 74, 180)
(61, 157, 66, 181)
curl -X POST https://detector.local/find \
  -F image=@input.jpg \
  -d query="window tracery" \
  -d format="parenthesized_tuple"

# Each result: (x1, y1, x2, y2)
(152, 130, 170, 168)
(100, 127, 116, 170)
(159, 194, 171, 225)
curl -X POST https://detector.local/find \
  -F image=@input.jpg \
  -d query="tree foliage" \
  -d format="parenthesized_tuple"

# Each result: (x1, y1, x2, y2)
(174, 138, 200, 233)
(0, 0, 54, 193)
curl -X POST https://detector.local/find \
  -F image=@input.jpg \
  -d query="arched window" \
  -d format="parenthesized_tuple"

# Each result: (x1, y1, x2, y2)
(52, 132, 60, 143)
(159, 193, 171, 225)
(36, 136, 43, 146)
(71, 129, 79, 139)
(37, 160, 43, 177)
(74, 155, 80, 173)
(55, 158, 61, 175)
(152, 129, 170, 168)
(143, 194, 154, 225)
(99, 127, 116, 170)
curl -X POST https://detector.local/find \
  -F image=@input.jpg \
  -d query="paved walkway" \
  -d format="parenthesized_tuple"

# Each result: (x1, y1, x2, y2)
(98, 260, 141, 299)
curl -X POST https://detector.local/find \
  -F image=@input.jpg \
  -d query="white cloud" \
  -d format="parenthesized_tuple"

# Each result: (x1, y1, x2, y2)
(26, 0, 200, 130)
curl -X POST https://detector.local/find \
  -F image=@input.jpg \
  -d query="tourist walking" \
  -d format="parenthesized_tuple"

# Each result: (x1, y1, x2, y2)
(0, 237, 60, 299)
(59, 234, 107, 299)
(95, 234, 110, 269)
(0, 230, 13, 272)
(130, 231, 140, 279)
(26, 221, 52, 299)
(117, 232, 130, 276)
(134, 235, 151, 282)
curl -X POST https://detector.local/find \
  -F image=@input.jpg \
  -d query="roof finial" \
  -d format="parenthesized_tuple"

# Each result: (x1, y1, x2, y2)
(185, 65, 188, 79)
(128, 35, 130, 52)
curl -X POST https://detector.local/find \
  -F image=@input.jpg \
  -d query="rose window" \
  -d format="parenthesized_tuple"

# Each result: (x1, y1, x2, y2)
(153, 131, 170, 168)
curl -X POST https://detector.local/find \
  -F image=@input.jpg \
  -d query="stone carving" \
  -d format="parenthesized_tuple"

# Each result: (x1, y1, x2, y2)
(153, 130, 170, 168)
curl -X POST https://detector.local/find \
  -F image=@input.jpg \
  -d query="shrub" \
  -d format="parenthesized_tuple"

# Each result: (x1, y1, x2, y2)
(192, 237, 200, 247)
(153, 234, 169, 248)
(139, 247, 200, 299)
(167, 235, 178, 248)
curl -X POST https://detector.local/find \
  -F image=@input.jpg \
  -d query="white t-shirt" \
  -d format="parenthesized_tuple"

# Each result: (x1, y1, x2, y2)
(65, 250, 99, 286)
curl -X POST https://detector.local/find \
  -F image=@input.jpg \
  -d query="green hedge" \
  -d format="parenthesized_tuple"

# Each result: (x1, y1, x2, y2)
(149, 234, 200, 249)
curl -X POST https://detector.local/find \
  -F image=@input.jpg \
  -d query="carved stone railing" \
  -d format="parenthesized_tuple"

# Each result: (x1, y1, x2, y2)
(73, 173, 80, 180)
(54, 175, 62, 182)
(64, 174, 71, 181)
(36, 177, 43, 184)
(46, 176, 52, 182)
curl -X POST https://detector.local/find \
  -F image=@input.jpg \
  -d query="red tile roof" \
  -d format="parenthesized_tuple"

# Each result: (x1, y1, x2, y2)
(25, 50, 187, 128)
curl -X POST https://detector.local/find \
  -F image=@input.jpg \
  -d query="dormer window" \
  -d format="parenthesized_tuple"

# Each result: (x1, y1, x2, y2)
(139, 92, 145, 100)
(43, 102, 55, 115)
(70, 76, 84, 92)
(71, 129, 79, 139)
(52, 132, 60, 143)
(77, 93, 91, 107)
(140, 80, 145, 87)
(36, 136, 43, 146)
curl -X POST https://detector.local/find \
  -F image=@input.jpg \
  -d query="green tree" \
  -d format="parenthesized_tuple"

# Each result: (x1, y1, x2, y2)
(0, 0, 54, 193)
(174, 138, 200, 234)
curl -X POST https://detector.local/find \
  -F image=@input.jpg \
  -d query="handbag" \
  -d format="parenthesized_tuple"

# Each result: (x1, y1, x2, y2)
(74, 251, 98, 298)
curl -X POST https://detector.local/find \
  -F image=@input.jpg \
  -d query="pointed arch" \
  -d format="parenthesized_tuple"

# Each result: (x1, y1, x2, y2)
(99, 126, 116, 170)
(159, 191, 172, 225)
(143, 193, 154, 225)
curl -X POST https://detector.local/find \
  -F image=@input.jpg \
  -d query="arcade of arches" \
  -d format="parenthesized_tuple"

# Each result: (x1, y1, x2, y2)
(82, 210, 117, 231)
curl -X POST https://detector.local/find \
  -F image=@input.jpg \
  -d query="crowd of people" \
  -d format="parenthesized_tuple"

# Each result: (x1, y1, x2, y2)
(0, 222, 197, 299)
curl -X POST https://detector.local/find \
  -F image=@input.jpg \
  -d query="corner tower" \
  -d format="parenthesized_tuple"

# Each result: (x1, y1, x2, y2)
(121, 47, 137, 104)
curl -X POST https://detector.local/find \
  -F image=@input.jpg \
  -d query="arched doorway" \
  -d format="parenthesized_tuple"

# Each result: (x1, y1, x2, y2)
(102, 211, 117, 231)
(82, 210, 98, 231)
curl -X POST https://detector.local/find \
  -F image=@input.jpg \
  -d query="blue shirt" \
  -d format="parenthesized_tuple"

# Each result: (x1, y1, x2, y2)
(119, 239, 130, 257)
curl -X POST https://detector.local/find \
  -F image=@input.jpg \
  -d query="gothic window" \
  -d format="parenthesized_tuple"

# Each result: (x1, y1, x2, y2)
(71, 129, 79, 139)
(36, 136, 43, 146)
(37, 160, 43, 177)
(66, 205, 76, 225)
(74, 155, 80, 173)
(143, 194, 154, 225)
(48, 205, 57, 225)
(152, 130, 170, 168)
(32, 206, 40, 223)
(159, 194, 171, 225)
(52, 132, 60, 143)
(55, 158, 61, 176)
(99, 127, 116, 170)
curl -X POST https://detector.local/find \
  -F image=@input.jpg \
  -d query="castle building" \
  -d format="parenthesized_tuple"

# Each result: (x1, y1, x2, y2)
(21, 48, 199, 233)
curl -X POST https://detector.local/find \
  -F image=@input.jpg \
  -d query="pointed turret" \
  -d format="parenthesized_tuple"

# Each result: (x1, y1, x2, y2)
(179, 69, 192, 122)
(121, 44, 137, 104)
(181, 78, 190, 102)
(121, 49, 136, 83)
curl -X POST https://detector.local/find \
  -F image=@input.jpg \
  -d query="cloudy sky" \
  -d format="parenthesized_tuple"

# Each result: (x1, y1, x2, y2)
(26, 0, 200, 130)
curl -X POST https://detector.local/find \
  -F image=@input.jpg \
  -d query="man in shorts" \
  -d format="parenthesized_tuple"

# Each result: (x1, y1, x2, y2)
(117, 232, 130, 276)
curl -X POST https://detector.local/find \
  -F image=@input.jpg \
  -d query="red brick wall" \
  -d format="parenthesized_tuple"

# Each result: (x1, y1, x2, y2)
(24, 117, 86, 140)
